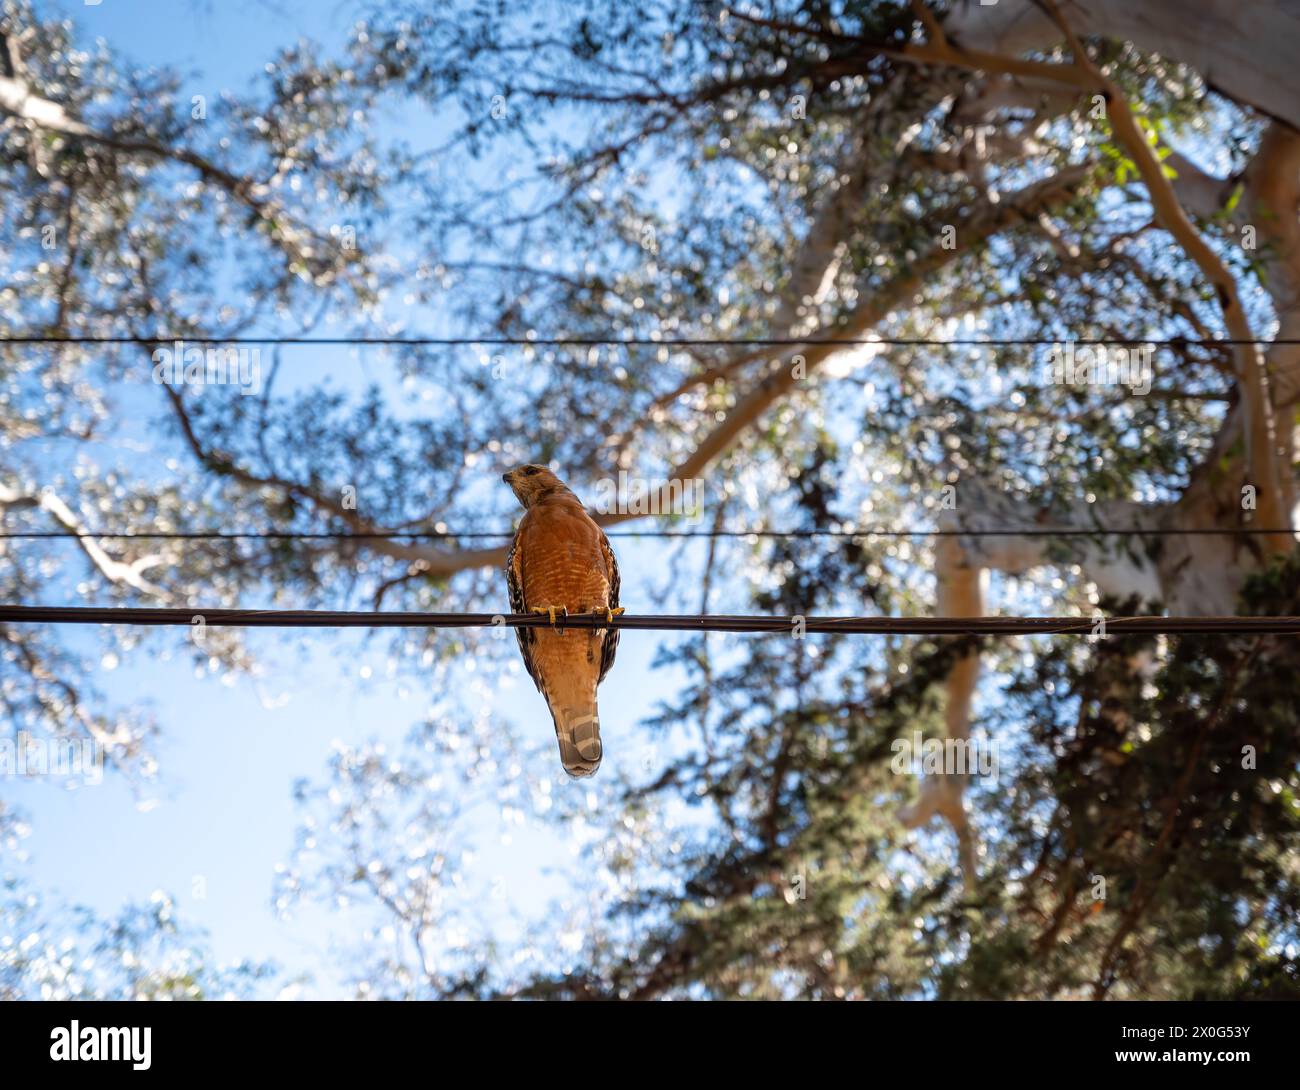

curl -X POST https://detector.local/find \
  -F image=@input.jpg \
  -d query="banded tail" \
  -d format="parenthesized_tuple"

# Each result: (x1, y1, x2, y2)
(551, 703, 602, 778)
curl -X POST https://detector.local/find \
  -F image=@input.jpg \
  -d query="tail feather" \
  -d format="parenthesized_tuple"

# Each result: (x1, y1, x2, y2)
(551, 704, 602, 778)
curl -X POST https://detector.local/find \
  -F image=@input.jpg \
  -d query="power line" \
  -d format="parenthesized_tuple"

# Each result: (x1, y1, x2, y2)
(0, 605, 1297, 635)
(1, 527, 1295, 541)
(1, 336, 1295, 347)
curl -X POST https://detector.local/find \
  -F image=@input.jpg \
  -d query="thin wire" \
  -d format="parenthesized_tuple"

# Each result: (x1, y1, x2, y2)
(0, 527, 1294, 541)
(1, 336, 1295, 347)
(0, 605, 1296, 635)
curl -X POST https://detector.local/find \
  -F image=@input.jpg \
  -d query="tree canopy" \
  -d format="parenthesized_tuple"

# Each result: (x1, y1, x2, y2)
(2, 0, 1298, 999)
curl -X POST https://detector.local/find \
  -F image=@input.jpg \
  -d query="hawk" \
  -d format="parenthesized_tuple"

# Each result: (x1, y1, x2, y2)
(503, 465, 622, 777)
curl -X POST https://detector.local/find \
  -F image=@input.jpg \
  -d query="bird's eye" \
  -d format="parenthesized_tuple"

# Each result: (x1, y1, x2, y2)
(523, 466, 541, 476)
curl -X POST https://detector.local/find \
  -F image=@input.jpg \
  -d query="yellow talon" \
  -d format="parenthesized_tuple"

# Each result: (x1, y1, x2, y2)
(605, 606, 625, 624)
(531, 605, 568, 627)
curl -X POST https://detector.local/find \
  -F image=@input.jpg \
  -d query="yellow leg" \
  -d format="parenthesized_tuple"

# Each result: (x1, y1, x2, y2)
(530, 605, 568, 627)
(605, 606, 625, 624)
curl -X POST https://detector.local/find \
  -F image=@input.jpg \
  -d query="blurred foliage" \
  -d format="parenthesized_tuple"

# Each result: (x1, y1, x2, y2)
(0, 803, 279, 999)
(1, 0, 1296, 998)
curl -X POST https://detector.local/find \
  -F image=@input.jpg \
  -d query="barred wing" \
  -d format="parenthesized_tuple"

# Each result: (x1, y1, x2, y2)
(598, 529, 620, 683)
(505, 533, 543, 693)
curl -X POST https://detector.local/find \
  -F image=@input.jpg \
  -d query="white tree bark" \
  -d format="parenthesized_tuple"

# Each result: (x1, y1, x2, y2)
(899, 536, 981, 892)
(943, 0, 1300, 129)
(0, 483, 169, 598)
(939, 482, 1166, 605)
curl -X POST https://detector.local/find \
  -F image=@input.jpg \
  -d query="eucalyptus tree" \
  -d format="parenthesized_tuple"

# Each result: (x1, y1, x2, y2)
(3, 0, 1298, 998)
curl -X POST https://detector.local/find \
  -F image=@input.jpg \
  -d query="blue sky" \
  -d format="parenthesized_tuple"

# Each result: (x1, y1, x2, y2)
(8, 0, 1286, 1006)
(8, 0, 702, 996)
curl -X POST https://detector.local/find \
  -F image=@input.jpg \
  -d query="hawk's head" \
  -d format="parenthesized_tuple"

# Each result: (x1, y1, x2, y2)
(502, 464, 574, 508)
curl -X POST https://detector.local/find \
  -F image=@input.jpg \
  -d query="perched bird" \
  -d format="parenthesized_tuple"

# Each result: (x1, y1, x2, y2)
(503, 464, 622, 777)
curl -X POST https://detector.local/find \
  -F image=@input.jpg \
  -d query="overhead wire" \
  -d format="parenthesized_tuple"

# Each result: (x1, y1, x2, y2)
(2, 527, 1295, 541)
(0, 605, 1296, 636)
(4, 335, 1299, 346)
